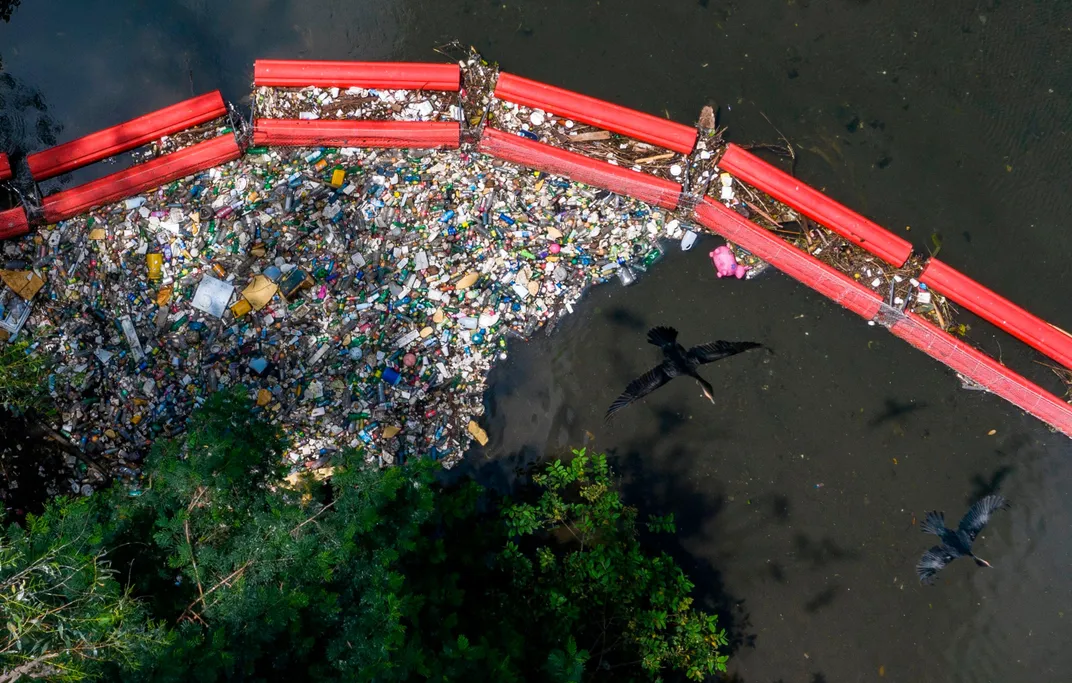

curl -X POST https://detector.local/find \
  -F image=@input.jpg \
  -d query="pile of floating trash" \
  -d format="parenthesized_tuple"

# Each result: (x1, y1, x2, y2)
(1, 143, 689, 495)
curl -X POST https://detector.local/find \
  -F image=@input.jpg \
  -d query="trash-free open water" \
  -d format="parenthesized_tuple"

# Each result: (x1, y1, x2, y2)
(2, 1, 1070, 681)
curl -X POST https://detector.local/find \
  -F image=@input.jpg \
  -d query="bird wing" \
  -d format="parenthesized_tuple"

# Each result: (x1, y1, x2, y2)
(920, 511, 946, 536)
(916, 545, 958, 585)
(958, 494, 1007, 542)
(605, 364, 674, 420)
(646, 326, 679, 349)
(686, 340, 763, 365)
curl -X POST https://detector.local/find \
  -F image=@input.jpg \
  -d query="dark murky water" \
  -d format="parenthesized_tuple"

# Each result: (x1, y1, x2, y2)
(2, 1, 1070, 681)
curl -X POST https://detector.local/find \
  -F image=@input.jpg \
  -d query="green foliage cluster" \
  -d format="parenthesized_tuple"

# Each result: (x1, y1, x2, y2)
(0, 497, 165, 682)
(0, 341, 49, 415)
(1, 387, 728, 682)
(501, 454, 729, 680)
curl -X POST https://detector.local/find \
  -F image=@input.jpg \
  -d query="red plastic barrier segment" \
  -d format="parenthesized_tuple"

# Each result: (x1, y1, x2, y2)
(0, 207, 29, 240)
(719, 144, 913, 268)
(253, 119, 460, 149)
(889, 312, 1072, 438)
(694, 198, 883, 319)
(921, 258, 1072, 370)
(495, 72, 696, 155)
(41, 135, 241, 224)
(27, 92, 227, 182)
(254, 60, 460, 91)
(0, 153, 11, 182)
(478, 128, 681, 210)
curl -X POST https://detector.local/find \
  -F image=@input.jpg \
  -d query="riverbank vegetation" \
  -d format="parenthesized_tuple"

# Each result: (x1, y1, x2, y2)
(1, 387, 728, 682)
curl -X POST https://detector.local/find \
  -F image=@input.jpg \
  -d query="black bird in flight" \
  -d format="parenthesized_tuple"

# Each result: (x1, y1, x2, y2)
(605, 326, 763, 420)
(916, 494, 1008, 584)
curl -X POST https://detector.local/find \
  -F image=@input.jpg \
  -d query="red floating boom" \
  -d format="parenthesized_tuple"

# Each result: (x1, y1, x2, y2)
(921, 258, 1072, 370)
(494, 72, 696, 155)
(0, 153, 11, 182)
(718, 144, 912, 267)
(694, 197, 883, 319)
(692, 197, 1072, 436)
(253, 119, 460, 149)
(27, 92, 227, 182)
(479, 128, 682, 210)
(889, 312, 1072, 438)
(254, 60, 460, 91)
(41, 135, 241, 224)
(0, 207, 29, 241)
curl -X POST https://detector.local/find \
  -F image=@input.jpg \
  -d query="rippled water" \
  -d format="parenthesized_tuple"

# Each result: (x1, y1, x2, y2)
(2, 1, 1070, 681)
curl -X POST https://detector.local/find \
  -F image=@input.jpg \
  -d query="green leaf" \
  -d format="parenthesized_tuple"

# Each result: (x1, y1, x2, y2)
(928, 231, 943, 257)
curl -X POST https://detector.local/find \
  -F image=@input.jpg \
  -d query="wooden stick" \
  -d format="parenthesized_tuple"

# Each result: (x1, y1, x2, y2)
(634, 152, 675, 164)
(932, 301, 947, 329)
(568, 130, 612, 142)
(742, 199, 782, 229)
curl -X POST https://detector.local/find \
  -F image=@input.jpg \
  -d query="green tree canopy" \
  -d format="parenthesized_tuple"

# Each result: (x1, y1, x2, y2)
(2, 387, 728, 682)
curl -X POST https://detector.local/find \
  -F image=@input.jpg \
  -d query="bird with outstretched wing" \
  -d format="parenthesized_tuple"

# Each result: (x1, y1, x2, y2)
(916, 494, 1008, 584)
(605, 326, 764, 420)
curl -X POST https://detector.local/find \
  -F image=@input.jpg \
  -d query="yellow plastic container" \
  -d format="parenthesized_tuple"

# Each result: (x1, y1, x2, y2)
(146, 253, 163, 281)
(230, 298, 252, 318)
(331, 168, 346, 187)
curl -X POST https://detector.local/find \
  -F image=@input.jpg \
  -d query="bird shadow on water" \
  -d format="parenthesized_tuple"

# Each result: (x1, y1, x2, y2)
(967, 465, 1014, 504)
(604, 306, 648, 333)
(612, 439, 758, 657)
(793, 533, 859, 568)
(802, 584, 840, 613)
(867, 397, 927, 428)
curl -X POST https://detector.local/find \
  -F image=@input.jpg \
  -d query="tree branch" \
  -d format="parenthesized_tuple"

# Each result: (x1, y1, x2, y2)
(0, 652, 61, 683)
(289, 499, 336, 538)
(184, 518, 205, 607)
(26, 417, 112, 484)
(180, 558, 253, 623)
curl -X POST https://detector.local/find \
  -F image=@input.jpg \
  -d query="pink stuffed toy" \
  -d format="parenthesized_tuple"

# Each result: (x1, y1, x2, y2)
(709, 245, 750, 279)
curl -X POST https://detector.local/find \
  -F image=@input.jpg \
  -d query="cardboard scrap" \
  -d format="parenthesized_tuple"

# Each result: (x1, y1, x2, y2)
(382, 425, 401, 439)
(88, 228, 107, 240)
(242, 275, 278, 311)
(467, 420, 489, 446)
(1, 270, 44, 300)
